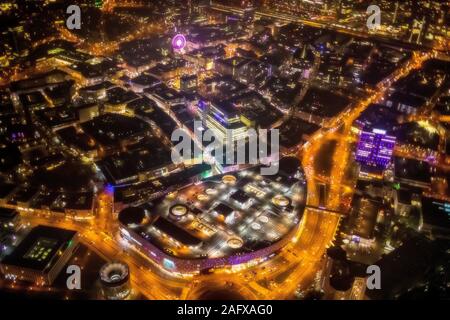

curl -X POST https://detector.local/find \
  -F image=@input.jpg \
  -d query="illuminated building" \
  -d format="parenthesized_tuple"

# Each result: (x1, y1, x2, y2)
(204, 101, 248, 143)
(343, 195, 381, 246)
(385, 91, 424, 115)
(80, 113, 152, 157)
(99, 261, 131, 300)
(144, 83, 186, 109)
(0, 225, 78, 285)
(394, 157, 431, 189)
(0, 208, 20, 232)
(79, 81, 114, 103)
(180, 75, 198, 93)
(118, 165, 306, 273)
(356, 129, 396, 170)
(76, 103, 100, 123)
(129, 74, 161, 93)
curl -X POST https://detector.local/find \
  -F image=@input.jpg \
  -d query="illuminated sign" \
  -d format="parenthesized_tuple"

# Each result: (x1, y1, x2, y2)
(163, 258, 176, 270)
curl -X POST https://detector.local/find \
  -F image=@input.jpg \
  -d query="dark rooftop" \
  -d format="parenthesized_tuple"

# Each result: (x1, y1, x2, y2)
(152, 217, 202, 246)
(366, 236, 439, 299)
(394, 157, 431, 185)
(81, 113, 150, 147)
(1, 225, 77, 272)
(299, 88, 349, 118)
(213, 203, 234, 217)
(0, 207, 18, 220)
(421, 197, 450, 232)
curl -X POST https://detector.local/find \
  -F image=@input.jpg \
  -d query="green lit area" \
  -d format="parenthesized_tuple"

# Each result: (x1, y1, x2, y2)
(95, 0, 103, 9)
(23, 237, 58, 262)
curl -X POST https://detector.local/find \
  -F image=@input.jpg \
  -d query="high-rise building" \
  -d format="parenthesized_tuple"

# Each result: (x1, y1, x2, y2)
(204, 101, 248, 144)
(356, 129, 396, 170)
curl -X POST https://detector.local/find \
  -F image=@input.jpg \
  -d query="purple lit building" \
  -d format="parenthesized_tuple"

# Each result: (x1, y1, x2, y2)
(356, 129, 396, 169)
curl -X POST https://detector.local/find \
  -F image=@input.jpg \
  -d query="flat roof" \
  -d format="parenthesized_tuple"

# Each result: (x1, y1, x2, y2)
(152, 217, 202, 246)
(79, 81, 115, 92)
(120, 164, 306, 260)
(35, 107, 78, 128)
(0, 207, 18, 220)
(230, 189, 251, 204)
(213, 203, 234, 217)
(144, 83, 185, 102)
(421, 197, 450, 231)
(394, 157, 431, 185)
(81, 113, 150, 147)
(130, 73, 161, 87)
(351, 196, 380, 239)
(128, 97, 177, 137)
(388, 91, 426, 109)
(299, 87, 349, 118)
(10, 70, 70, 92)
(114, 163, 211, 205)
(98, 140, 172, 185)
(1, 225, 77, 271)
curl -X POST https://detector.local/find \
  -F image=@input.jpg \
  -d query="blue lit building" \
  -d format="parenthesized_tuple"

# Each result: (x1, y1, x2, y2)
(202, 101, 248, 144)
(356, 129, 396, 170)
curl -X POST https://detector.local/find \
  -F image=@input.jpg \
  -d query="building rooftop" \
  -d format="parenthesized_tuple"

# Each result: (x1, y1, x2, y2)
(69, 58, 119, 79)
(366, 236, 440, 299)
(10, 70, 70, 93)
(35, 107, 78, 129)
(279, 118, 320, 149)
(130, 73, 161, 88)
(81, 113, 150, 147)
(152, 216, 202, 247)
(299, 87, 349, 119)
(229, 91, 282, 128)
(98, 139, 172, 185)
(394, 157, 432, 185)
(1, 225, 77, 272)
(106, 87, 140, 105)
(79, 81, 115, 93)
(0, 207, 18, 220)
(119, 164, 306, 260)
(127, 97, 177, 137)
(393, 121, 440, 151)
(349, 195, 380, 240)
(421, 197, 450, 233)
(144, 83, 185, 104)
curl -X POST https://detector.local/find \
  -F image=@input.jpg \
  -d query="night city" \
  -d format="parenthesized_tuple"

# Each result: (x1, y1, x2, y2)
(0, 0, 449, 310)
